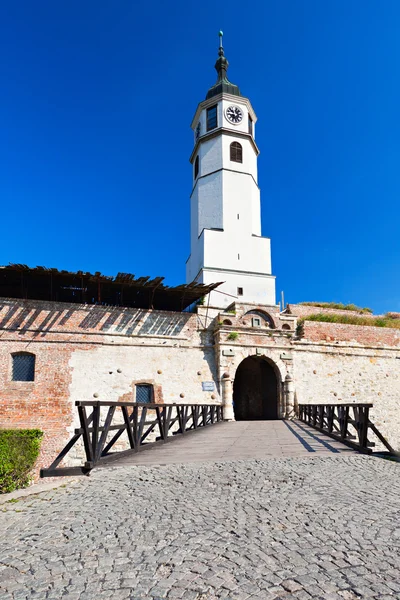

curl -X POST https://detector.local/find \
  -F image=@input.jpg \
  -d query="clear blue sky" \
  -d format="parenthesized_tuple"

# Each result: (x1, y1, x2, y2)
(1, 1, 399, 313)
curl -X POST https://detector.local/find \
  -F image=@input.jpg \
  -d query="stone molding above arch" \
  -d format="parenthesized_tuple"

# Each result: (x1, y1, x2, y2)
(223, 347, 288, 383)
(242, 309, 276, 329)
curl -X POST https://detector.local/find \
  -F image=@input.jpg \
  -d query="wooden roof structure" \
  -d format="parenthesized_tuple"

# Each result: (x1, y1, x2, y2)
(0, 264, 222, 312)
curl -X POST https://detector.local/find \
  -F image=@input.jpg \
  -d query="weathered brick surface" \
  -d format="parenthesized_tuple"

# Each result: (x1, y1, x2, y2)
(287, 303, 377, 318)
(303, 320, 400, 346)
(0, 299, 219, 477)
(293, 342, 400, 450)
(1, 297, 400, 479)
(0, 342, 76, 477)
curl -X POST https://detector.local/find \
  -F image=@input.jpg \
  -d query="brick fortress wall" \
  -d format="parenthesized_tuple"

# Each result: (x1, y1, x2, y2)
(0, 298, 219, 477)
(1, 298, 400, 478)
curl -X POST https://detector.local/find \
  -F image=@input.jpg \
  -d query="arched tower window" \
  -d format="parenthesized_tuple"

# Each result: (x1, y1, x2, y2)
(230, 142, 242, 163)
(194, 155, 199, 179)
(12, 352, 35, 382)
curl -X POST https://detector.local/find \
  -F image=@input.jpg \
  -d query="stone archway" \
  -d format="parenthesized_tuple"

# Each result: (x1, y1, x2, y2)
(233, 356, 279, 420)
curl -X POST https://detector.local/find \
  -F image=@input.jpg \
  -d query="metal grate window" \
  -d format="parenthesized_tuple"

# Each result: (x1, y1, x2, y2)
(136, 384, 153, 404)
(12, 353, 35, 382)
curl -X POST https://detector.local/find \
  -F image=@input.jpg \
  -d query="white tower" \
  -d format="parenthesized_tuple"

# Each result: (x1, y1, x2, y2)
(186, 33, 276, 309)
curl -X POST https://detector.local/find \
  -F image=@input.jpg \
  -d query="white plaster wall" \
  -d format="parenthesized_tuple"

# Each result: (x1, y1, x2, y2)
(202, 228, 271, 274)
(222, 169, 262, 239)
(293, 346, 400, 451)
(186, 231, 204, 282)
(187, 94, 273, 306)
(197, 171, 223, 235)
(199, 136, 223, 177)
(201, 268, 276, 308)
(69, 344, 221, 405)
(221, 135, 257, 179)
(192, 97, 257, 155)
(220, 98, 253, 136)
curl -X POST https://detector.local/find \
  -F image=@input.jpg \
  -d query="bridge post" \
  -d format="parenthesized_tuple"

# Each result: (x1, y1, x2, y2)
(284, 374, 295, 418)
(221, 373, 234, 420)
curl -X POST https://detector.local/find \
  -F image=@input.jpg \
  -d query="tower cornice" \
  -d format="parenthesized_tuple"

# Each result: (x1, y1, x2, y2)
(190, 93, 257, 129)
(189, 128, 260, 164)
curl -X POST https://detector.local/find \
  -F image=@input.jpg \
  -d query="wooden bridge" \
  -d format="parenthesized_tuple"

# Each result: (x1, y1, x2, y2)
(41, 401, 398, 477)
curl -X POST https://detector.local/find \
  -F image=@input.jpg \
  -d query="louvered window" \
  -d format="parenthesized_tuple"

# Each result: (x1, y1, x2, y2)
(12, 353, 35, 382)
(136, 384, 153, 404)
(230, 142, 242, 163)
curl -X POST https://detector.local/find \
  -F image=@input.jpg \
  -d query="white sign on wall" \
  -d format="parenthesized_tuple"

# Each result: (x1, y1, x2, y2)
(202, 381, 215, 391)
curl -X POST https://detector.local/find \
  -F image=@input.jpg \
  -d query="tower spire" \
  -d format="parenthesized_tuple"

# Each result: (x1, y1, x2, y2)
(206, 31, 241, 99)
(215, 30, 228, 81)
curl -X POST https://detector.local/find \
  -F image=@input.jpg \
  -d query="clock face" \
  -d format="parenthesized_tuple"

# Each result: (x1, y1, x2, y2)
(195, 122, 201, 140)
(225, 105, 243, 125)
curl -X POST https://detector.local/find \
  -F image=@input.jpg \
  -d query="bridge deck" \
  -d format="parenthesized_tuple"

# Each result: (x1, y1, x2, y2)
(103, 419, 357, 468)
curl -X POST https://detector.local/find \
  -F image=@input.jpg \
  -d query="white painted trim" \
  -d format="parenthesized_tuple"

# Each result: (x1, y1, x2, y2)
(191, 93, 257, 129)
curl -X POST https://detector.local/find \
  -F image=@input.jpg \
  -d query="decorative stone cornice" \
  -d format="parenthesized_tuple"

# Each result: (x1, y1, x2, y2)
(190, 92, 257, 129)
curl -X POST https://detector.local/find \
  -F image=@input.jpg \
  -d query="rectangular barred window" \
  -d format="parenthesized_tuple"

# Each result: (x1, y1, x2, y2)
(12, 353, 35, 382)
(136, 384, 153, 404)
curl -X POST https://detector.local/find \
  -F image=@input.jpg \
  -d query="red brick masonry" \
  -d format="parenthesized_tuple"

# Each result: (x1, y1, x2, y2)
(303, 321, 400, 346)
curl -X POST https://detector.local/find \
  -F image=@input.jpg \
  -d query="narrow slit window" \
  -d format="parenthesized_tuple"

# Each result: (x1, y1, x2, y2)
(194, 155, 199, 179)
(237, 214, 240, 220)
(12, 352, 35, 382)
(230, 142, 242, 163)
(237, 287, 243, 296)
(238, 254, 240, 260)
(136, 384, 153, 404)
(206, 105, 218, 131)
(248, 115, 253, 135)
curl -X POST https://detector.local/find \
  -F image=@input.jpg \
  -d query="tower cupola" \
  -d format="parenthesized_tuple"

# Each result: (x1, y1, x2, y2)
(206, 31, 241, 100)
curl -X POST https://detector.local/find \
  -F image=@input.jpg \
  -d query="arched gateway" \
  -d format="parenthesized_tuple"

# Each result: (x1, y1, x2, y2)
(233, 356, 279, 420)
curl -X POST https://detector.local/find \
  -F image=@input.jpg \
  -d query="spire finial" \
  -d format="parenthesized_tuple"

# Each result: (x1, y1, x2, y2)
(218, 30, 224, 56)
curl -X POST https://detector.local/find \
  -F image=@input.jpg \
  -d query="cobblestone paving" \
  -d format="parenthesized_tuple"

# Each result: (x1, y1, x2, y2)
(1, 455, 400, 599)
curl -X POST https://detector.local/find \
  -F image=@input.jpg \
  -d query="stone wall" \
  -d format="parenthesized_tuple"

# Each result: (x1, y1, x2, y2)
(286, 304, 376, 318)
(213, 308, 400, 451)
(303, 321, 400, 347)
(293, 341, 400, 450)
(1, 297, 400, 478)
(0, 298, 220, 477)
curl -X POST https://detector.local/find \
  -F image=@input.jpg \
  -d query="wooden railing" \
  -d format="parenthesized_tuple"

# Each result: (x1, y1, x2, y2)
(298, 403, 399, 455)
(41, 402, 224, 478)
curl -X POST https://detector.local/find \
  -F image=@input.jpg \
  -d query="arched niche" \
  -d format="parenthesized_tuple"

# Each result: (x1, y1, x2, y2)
(244, 309, 275, 329)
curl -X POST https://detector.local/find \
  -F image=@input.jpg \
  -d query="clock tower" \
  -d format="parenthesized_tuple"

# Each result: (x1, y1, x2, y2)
(186, 33, 276, 309)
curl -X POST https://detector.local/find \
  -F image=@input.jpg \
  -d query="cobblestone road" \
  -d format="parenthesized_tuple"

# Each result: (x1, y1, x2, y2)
(1, 455, 400, 599)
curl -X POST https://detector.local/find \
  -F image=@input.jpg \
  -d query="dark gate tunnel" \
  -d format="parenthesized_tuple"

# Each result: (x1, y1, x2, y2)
(233, 356, 279, 420)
